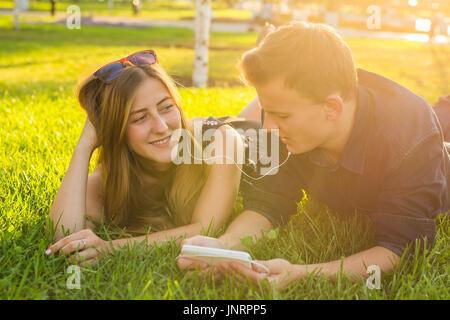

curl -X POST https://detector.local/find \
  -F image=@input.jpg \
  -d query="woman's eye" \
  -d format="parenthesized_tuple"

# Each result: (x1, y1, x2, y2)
(161, 105, 173, 112)
(134, 115, 146, 123)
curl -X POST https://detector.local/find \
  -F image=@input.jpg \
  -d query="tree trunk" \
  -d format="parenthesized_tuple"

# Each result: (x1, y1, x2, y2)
(50, 0, 56, 16)
(13, 0, 20, 30)
(192, 0, 211, 88)
(132, 0, 141, 16)
(108, 0, 114, 11)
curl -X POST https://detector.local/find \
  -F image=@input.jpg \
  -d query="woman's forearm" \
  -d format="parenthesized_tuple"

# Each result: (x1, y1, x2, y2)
(48, 145, 93, 240)
(218, 210, 273, 251)
(109, 222, 205, 250)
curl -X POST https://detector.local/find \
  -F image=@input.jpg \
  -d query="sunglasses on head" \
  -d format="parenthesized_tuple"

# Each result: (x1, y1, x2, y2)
(93, 49, 157, 82)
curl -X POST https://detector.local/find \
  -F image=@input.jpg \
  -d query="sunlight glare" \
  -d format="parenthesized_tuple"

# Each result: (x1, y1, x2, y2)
(415, 19, 431, 32)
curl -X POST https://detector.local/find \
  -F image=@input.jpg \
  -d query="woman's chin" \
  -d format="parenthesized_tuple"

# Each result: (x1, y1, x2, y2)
(150, 151, 174, 165)
(133, 147, 173, 167)
(149, 155, 173, 165)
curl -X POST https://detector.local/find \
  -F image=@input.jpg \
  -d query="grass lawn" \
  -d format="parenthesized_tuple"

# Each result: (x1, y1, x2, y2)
(0, 0, 252, 21)
(0, 16, 449, 299)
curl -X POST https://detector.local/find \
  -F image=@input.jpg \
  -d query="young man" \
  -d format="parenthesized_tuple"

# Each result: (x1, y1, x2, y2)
(177, 22, 450, 289)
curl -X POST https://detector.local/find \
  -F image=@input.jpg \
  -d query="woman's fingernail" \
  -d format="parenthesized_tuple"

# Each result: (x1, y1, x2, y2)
(45, 249, 52, 256)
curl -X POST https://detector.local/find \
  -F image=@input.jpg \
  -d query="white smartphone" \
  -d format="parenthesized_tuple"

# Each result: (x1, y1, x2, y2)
(179, 244, 270, 274)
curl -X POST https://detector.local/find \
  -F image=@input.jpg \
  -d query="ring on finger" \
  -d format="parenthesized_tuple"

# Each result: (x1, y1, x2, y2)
(81, 239, 87, 249)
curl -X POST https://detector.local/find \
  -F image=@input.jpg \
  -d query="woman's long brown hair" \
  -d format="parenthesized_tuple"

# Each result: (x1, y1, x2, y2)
(77, 64, 209, 235)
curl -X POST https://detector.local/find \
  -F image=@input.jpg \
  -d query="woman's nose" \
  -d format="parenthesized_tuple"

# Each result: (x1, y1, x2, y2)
(151, 114, 169, 134)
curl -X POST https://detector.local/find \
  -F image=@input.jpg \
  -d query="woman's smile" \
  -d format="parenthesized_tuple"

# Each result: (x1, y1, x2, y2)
(149, 134, 172, 148)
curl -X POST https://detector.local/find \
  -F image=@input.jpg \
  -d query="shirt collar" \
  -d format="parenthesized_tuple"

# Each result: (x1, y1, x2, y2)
(308, 74, 373, 174)
(338, 84, 373, 174)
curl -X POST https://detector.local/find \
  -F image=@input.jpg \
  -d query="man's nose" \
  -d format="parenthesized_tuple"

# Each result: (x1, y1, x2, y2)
(151, 114, 169, 134)
(262, 113, 279, 131)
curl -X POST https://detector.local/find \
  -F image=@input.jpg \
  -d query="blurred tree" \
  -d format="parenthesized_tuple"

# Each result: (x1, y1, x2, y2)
(317, 0, 342, 11)
(219, 0, 240, 8)
(290, 0, 390, 12)
(132, 0, 141, 16)
(50, 0, 56, 16)
(193, 0, 211, 87)
(13, 0, 20, 30)
(283, 0, 449, 16)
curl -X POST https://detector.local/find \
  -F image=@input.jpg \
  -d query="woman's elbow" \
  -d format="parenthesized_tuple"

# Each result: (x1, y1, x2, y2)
(191, 216, 227, 236)
(238, 97, 261, 121)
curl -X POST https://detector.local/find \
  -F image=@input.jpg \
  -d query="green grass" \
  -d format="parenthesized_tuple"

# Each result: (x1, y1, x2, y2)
(0, 0, 252, 21)
(0, 17, 449, 299)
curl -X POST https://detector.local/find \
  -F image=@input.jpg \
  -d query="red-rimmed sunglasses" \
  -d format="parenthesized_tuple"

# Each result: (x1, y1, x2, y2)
(93, 49, 158, 82)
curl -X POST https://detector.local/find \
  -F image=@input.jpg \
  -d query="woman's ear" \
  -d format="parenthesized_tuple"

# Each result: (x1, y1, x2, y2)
(323, 94, 344, 121)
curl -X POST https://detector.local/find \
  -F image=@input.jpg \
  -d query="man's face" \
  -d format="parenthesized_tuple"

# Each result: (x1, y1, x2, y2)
(256, 78, 334, 155)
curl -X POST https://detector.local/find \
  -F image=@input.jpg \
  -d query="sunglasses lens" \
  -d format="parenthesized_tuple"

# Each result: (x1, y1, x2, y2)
(128, 52, 157, 66)
(94, 62, 123, 82)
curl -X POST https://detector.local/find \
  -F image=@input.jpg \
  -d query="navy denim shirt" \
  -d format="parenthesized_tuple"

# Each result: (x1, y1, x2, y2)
(242, 69, 450, 257)
(433, 94, 450, 141)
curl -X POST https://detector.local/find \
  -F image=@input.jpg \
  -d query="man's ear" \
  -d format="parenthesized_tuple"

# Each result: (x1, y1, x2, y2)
(323, 94, 344, 121)
(256, 23, 276, 46)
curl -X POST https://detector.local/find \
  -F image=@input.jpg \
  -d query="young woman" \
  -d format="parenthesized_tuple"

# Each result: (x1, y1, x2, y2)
(45, 50, 245, 266)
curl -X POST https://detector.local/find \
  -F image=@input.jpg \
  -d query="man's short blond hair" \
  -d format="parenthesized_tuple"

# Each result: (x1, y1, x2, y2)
(240, 22, 358, 103)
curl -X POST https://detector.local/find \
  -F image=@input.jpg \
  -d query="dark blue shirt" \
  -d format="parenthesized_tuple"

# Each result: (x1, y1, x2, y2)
(433, 94, 450, 141)
(242, 69, 450, 257)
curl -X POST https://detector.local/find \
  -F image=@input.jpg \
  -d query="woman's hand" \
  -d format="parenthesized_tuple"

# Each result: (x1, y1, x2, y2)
(46, 229, 110, 267)
(77, 117, 99, 153)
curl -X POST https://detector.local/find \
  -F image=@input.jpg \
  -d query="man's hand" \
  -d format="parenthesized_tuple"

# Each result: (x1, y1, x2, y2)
(177, 210, 274, 280)
(217, 258, 300, 290)
(46, 229, 110, 267)
(176, 235, 225, 280)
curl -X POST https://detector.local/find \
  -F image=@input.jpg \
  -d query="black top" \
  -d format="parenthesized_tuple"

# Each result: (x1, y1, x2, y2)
(241, 68, 450, 257)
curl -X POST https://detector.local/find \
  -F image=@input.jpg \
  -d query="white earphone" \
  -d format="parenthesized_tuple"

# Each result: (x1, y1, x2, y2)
(185, 149, 291, 180)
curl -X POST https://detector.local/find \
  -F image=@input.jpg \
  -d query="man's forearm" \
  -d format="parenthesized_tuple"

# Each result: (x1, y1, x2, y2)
(218, 210, 273, 251)
(291, 246, 401, 282)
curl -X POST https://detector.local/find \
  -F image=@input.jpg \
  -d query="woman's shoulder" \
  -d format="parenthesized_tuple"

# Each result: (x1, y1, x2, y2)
(91, 162, 103, 177)
(88, 163, 104, 195)
(85, 163, 106, 227)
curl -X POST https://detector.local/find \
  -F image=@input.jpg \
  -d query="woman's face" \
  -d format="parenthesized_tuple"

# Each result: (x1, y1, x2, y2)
(126, 77, 182, 166)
